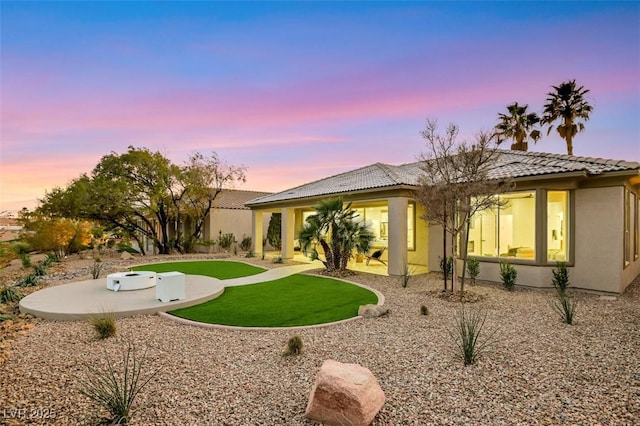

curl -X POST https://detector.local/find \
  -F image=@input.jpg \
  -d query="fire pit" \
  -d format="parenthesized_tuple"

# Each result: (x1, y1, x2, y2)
(106, 271, 157, 291)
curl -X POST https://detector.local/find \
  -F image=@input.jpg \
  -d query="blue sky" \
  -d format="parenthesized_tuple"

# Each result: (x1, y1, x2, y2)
(1, 1, 639, 212)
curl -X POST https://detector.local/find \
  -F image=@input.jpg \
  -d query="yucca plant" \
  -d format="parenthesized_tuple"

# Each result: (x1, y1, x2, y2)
(400, 263, 415, 288)
(78, 341, 159, 424)
(551, 262, 570, 296)
(0, 285, 23, 303)
(449, 306, 497, 366)
(552, 294, 577, 325)
(16, 273, 39, 288)
(90, 312, 117, 339)
(33, 262, 48, 277)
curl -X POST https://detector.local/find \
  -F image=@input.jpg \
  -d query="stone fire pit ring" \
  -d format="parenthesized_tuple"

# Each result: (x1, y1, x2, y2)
(107, 271, 157, 291)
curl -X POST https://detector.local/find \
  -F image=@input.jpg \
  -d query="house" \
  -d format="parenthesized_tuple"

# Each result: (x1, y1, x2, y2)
(246, 151, 640, 294)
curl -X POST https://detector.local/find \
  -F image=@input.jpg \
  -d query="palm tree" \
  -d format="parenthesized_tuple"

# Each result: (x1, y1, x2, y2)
(541, 79, 593, 156)
(298, 197, 374, 272)
(494, 102, 541, 151)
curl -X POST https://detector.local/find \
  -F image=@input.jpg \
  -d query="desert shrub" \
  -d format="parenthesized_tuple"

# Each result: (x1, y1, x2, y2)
(0, 286, 23, 303)
(400, 263, 415, 288)
(551, 262, 570, 296)
(217, 232, 236, 250)
(91, 259, 104, 279)
(499, 261, 517, 290)
(78, 340, 159, 424)
(420, 305, 429, 316)
(284, 335, 303, 356)
(439, 256, 453, 278)
(239, 235, 252, 251)
(450, 306, 496, 365)
(45, 252, 61, 265)
(552, 294, 577, 325)
(11, 241, 30, 256)
(16, 274, 39, 288)
(0, 313, 13, 322)
(20, 253, 31, 268)
(33, 262, 48, 277)
(272, 255, 284, 264)
(267, 213, 282, 249)
(245, 250, 255, 258)
(90, 312, 117, 339)
(466, 258, 480, 284)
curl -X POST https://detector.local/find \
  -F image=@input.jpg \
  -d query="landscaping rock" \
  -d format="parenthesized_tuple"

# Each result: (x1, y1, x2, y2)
(120, 251, 134, 260)
(305, 359, 385, 426)
(358, 304, 389, 318)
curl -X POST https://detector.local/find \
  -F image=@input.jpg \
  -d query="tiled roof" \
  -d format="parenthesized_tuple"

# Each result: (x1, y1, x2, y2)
(246, 151, 639, 206)
(213, 189, 272, 210)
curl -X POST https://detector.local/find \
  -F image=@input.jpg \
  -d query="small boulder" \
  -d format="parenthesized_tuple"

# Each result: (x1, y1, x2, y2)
(120, 251, 133, 260)
(358, 304, 389, 318)
(305, 359, 385, 426)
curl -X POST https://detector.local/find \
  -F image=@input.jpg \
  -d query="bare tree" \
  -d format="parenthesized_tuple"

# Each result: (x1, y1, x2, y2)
(416, 119, 512, 293)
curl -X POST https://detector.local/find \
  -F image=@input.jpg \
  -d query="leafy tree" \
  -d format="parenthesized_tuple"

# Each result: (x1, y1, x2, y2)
(267, 213, 282, 249)
(494, 102, 541, 151)
(541, 79, 593, 156)
(416, 119, 512, 293)
(21, 215, 92, 257)
(170, 152, 246, 253)
(298, 197, 374, 272)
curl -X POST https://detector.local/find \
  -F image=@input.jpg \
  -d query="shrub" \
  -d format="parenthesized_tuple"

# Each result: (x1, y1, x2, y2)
(239, 235, 252, 251)
(11, 241, 30, 256)
(90, 312, 117, 339)
(45, 252, 61, 265)
(33, 262, 48, 277)
(552, 294, 577, 325)
(0, 286, 23, 303)
(245, 250, 255, 258)
(552, 262, 570, 296)
(439, 256, 453, 278)
(217, 232, 236, 250)
(499, 261, 517, 290)
(466, 258, 480, 284)
(20, 253, 31, 268)
(450, 306, 496, 366)
(420, 305, 429, 316)
(91, 259, 104, 279)
(267, 213, 282, 249)
(272, 255, 284, 264)
(284, 335, 303, 356)
(78, 340, 159, 425)
(0, 313, 13, 322)
(16, 273, 39, 288)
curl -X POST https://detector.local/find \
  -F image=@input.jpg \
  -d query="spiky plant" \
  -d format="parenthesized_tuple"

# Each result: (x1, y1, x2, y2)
(90, 312, 117, 339)
(449, 306, 497, 366)
(284, 335, 303, 356)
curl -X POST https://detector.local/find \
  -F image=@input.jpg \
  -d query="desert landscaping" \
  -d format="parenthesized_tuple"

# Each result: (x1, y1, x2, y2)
(0, 252, 639, 425)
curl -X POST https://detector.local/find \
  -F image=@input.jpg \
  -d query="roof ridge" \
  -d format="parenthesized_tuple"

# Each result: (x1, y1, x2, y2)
(375, 162, 404, 184)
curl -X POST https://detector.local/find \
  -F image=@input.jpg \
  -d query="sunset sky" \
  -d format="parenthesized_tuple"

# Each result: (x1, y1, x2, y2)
(1, 1, 639, 213)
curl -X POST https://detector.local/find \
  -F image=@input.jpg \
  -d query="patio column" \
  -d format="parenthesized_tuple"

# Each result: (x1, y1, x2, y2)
(281, 207, 296, 259)
(388, 197, 408, 276)
(252, 210, 263, 256)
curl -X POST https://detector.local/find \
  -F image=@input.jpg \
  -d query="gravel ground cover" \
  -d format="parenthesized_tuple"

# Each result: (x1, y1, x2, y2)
(1, 254, 639, 425)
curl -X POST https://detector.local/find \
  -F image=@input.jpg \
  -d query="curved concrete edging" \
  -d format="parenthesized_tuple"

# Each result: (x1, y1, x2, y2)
(157, 274, 386, 331)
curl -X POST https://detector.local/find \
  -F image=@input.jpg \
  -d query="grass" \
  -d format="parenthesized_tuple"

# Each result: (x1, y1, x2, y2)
(169, 274, 378, 327)
(130, 260, 265, 280)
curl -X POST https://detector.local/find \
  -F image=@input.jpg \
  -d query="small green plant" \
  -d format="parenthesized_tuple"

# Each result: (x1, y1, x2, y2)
(400, 263, 415, 288)
(16, 274, 39, 288)
(11, 241, 30, 256)
(20, 253, 31, 268)
(499, 261, 517, 290)
(217, 232, 236, 250)
(90, 312, 117, 339)
(439, 256, 453, 278)
(284, 335, 303, 356)
(78, 340, 160, 425)
(420, 305, 429, 316)
(551, 262, 570, 296)
(239, 235, 252, 251)
(450, 306, 496, 366)
(33, 262, 48, 276)
(0, 285, 23, 303)
(272, 255, 284, 264)
(45, 252, 61, 265)
(550, 262, 577, 324)
(91, 258, 104, 279)
(0, 313, 14, 322)
(245, 250, 255, 258)
(466, 258, 480, 284)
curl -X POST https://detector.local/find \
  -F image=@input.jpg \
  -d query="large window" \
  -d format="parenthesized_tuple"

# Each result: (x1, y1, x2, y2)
(354, 202, 415, 250)
(468, 191, 536, 259)
(547, 191, 569, 262)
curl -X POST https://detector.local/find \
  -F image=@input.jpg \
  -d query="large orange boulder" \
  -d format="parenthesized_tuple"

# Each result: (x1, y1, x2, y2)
(305, 359, 385, 426)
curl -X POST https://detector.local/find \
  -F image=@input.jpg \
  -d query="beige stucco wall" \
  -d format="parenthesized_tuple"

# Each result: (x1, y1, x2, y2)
(200, 209, 271, 251)
(408, 203, 430, 268)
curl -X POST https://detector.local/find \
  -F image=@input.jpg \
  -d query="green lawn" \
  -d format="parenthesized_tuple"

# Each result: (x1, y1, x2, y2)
(131, 260, 265, 279)
(169, 274, 379, 327)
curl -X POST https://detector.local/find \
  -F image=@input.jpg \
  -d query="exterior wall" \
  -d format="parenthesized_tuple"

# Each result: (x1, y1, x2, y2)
(408, 203, 430, 268)
(199, 208, 270, 252)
